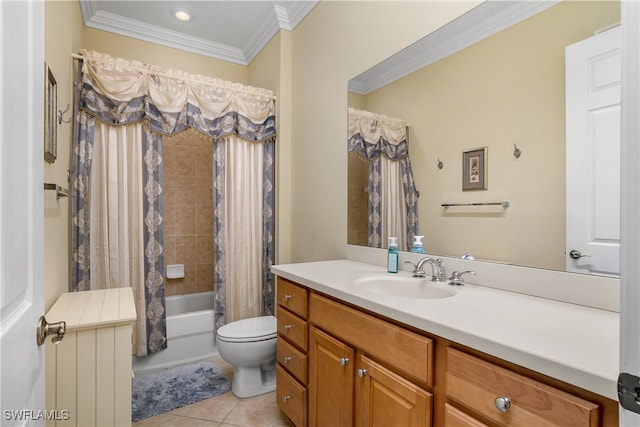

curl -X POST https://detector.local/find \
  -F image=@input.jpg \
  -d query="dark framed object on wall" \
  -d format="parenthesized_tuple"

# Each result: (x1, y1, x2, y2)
(462, 146, 487, 191)
(44, 64, 57, 163)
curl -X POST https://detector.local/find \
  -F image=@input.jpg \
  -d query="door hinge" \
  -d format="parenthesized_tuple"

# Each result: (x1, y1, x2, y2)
(618, 373, 640, 414)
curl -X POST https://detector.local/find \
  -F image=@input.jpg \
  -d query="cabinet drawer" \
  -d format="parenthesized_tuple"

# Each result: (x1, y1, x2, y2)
(446, 347, 600, 427)
(309, 293, 433, 387)
(276, 364, 307, 427)
(277, 306, 308, 352)
(277, 336, 308, 384)
(444, 403, 489, 427)
(277, 277, 308, 318)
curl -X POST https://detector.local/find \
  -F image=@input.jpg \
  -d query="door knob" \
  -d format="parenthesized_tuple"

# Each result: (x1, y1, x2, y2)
(37, 316, 66, 345)
(569, 249, 590, 260)
(357, 368, 368, 377)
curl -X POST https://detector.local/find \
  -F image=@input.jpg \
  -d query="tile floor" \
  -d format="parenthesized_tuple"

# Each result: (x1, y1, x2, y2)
(133, 358, 292, 427)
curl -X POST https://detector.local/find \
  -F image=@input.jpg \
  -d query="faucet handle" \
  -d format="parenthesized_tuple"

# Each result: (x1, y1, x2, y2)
(448, 270, 476, 286)
(404, 261, 426, 278)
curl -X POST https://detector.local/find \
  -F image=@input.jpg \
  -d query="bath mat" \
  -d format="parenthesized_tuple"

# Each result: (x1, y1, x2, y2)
(132, 361, 231, 422)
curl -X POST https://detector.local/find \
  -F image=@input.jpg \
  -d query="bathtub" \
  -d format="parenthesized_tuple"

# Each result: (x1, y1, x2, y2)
(132, 291, 218, 376)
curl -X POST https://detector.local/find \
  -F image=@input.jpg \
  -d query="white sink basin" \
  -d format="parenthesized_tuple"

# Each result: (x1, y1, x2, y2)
(355, 275, 456, 299)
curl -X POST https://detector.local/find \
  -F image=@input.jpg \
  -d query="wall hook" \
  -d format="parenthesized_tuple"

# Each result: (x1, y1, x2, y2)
(437, 157, 443, 169)
(58, 104, 71, 124)
(513, 144, 522, 159)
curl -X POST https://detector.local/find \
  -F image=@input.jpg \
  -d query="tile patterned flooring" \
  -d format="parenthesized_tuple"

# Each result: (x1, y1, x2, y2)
(133, 359, 292, 427)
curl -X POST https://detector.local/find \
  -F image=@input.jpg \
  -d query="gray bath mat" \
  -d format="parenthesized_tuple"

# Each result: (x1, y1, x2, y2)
(132, 361, 231, 422)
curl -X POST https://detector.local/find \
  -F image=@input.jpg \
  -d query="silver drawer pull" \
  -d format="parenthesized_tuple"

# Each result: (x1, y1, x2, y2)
(283, 324, 292, 332)
(357, 368, 368, 377)
(339, 357, 350, 366)
(283, 356, 292, 364)
(494, 396, 511, 413)
(283, 395, 292, 403)
(283, 294, 293, 301)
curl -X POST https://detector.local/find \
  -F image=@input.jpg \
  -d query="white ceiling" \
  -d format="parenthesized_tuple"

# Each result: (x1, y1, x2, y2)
(79, 0, 319, 65)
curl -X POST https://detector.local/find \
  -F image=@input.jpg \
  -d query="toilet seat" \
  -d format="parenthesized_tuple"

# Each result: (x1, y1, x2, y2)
(216, 315, 277, 343)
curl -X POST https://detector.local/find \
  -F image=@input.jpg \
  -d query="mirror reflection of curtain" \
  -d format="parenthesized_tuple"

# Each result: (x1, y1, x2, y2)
(70, 50, 276, 356)
(348, 107, 418, 251)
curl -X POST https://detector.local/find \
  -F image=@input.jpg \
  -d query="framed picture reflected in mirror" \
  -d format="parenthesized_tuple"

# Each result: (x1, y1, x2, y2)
(462, 147, 487, 191)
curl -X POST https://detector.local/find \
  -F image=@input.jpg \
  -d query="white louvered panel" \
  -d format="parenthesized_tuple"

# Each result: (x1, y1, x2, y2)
(45, 288, 136, 426)
(55, 332, 77, 427)
(96, 327, 116, 426)
(76, 329, 97, 426)
(45, 340, 57, 427)
(115, 325, 134, 425)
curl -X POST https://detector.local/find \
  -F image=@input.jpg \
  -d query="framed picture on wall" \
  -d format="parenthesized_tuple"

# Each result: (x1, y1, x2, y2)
(462, 147, 487, 191)
(44, 64, 57, 163)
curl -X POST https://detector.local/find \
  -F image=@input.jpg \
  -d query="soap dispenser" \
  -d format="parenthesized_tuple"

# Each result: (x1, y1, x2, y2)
(411, 235, 425, 254)
(388, 237, 399, 273)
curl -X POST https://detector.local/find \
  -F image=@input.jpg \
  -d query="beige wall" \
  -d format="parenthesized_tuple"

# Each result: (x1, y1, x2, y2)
(288, 1, 482, 262)
(44, 0, 84, 311)
(351, 1, 619, 270)
(82, 28, 249, 83)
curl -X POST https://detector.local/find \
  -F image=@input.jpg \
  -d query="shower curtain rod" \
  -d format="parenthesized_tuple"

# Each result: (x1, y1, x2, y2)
(71, 52, 277, 100)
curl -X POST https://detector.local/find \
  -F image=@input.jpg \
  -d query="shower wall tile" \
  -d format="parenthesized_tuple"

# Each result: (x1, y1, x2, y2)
(197, 264, 215, 292)
(175, 205, 197, 235)
(163, 129, 215, 296)
(196, 205, 213, 235)
(196, 235, 214, 265)
(163, 204, 176, 236)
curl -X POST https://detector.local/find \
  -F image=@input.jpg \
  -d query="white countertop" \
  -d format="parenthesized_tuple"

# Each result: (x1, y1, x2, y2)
(272, 259, 619, 401)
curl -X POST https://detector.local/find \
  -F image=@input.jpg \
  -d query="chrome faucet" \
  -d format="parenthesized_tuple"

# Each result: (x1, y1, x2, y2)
(404, 257, 446, 282)
(448, 270, 476, 286)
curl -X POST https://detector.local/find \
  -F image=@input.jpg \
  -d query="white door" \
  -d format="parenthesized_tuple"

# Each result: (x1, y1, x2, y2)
(0, 1, 46, 425)
(565, 26, 621, 277)
(620, 0, 640, 424)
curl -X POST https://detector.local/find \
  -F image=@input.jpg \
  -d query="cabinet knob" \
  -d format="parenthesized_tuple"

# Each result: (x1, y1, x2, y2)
(283, 356, 292, 364)
(494, 396, 511, 413)
(283, 294, 293, 301)
(357, 368, 368, 377)
(283, 395, 292, 403)
(339, 357, 350, 366)
(283, 324, 292, 332)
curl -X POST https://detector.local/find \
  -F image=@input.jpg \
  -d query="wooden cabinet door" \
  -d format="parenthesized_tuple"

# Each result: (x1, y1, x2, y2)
(309, 326, 355, 427)
(355, 354, 433, 427)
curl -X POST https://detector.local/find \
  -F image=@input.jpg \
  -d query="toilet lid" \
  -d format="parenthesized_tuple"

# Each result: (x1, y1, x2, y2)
(217, 315, 277, 342)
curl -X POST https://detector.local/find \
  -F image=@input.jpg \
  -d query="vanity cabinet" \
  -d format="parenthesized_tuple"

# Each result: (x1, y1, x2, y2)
(308, 326, 355, 426)
(276, 277, 309, 427)
(275, 276, 617, 427)
(444, 347, 600, 427)
(308, 293, 433, 427)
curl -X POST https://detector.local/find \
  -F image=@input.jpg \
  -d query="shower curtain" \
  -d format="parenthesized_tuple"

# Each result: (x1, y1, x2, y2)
(70, 50, 276, 356)
(347, 107, 418, 251)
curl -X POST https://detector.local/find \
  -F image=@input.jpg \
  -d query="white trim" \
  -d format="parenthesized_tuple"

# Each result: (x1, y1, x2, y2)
(83, 10, 247, 65)
(348, 0, 559, 95)
(80, 1, 319, 66)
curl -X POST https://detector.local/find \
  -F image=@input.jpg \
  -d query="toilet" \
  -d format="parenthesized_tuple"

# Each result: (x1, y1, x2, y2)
(216, 315, 277, 398)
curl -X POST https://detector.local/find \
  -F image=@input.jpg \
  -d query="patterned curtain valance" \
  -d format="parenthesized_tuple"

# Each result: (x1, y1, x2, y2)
(78, 50, 276, 142)
(348, 107, 408, 160)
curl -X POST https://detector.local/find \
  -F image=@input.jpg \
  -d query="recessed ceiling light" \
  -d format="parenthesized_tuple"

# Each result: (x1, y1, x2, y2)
(173, 8, 192, 22)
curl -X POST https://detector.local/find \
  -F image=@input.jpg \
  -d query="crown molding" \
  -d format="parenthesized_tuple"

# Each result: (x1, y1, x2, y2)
(80, 1, 319, 66)
(349, 0, 560, 95)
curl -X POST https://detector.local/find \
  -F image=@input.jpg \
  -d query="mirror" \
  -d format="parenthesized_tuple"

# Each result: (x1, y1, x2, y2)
(348, 0, 620, 273)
